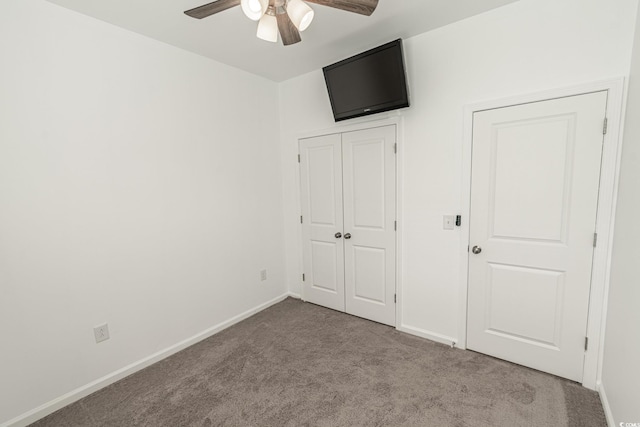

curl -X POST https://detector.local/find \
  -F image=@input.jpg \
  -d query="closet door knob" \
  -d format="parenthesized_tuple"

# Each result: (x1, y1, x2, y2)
(344, 233, 352, 240)
(335, 232, 342, 239)
(472, 246, 482, 254)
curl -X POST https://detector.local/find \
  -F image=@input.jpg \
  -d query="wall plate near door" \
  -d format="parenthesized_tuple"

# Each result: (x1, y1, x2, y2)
(443, 215, 455, 230)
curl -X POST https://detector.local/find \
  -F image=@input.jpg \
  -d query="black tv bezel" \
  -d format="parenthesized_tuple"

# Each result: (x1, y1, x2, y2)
(322, 39, 410, 122)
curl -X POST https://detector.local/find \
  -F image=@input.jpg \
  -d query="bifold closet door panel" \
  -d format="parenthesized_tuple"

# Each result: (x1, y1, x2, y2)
(299, 133, 346, 312)
(342, 125, 397, 326)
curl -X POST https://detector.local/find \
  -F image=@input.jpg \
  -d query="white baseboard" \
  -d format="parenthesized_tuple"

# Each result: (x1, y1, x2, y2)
(287, 292, 301, 299)
(397, 324, 457, 348)
(2, 293, 290, 427)
(597, 381, 615, 427)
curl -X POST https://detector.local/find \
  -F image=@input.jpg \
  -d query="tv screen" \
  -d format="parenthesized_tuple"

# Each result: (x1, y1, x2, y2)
(323, 39, 410, 122)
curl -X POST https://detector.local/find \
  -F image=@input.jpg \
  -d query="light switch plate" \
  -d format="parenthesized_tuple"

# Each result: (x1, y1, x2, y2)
(443, 215, 455, 230)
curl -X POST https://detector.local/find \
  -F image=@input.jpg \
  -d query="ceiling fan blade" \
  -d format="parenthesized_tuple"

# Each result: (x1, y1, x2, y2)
(277, 12, 302, 46)
(305, 0, 378, 16)
(184, 0, 241, 19)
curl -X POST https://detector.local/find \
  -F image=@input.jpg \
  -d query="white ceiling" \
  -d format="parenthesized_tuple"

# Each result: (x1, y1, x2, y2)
(46, 0, 521, 82)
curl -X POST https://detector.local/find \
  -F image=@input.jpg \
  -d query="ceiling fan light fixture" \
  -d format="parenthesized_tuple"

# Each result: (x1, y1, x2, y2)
(184, 0, 379, 47)
(287, 0, 314, 31)
(257, 9, 278, 43)
(241, 0, 268, 21)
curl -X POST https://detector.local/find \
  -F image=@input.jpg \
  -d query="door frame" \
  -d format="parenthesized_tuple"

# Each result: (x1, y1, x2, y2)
(458, 78, 627, 390)
(296, 115, 404, 328)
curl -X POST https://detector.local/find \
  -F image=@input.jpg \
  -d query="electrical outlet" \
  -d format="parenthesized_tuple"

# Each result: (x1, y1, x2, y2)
(443, 215, 455, 230)
(94, 323, 110, 343)
(260, 269, 267, 281)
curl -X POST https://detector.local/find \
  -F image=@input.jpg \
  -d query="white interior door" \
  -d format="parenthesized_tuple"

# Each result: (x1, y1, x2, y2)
(300, 133, 345, 312)
(467, 91, 607, 381)
(343, 126, 397, 326)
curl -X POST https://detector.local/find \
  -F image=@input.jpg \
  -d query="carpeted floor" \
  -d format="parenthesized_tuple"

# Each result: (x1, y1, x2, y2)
(31, 298, 606, 426)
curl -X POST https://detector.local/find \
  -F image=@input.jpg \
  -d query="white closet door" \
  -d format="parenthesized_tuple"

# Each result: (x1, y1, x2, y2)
(467, 92, 607, 381)
(342, 125, 397, 326)
(300, 133, 345, 312)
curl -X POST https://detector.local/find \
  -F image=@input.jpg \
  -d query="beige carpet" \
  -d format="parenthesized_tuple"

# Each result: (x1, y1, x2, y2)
(32, 298, 606, 426)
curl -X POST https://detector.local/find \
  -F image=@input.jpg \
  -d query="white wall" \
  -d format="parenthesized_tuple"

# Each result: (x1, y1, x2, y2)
(280, 0, 638, 342)
(0, 1, 286, 424)
(600, 2, 640, 424)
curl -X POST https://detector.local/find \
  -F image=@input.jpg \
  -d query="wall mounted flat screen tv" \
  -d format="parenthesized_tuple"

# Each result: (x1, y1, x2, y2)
(323, 39, 410, 122)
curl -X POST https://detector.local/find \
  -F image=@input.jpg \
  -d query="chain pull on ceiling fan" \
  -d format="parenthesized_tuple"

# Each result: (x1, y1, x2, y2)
(184, 0, 379, 46)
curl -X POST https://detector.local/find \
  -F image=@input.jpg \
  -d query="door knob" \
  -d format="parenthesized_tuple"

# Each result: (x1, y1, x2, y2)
(472, 246, 482, 254)
(335, 232, 342, 239)
(344, 233, 352, 240)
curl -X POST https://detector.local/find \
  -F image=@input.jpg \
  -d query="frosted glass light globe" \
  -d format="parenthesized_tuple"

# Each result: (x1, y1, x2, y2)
(257, 12, 278, 43)
(241, 0, 268, 21)
(287, 0, 314, 31)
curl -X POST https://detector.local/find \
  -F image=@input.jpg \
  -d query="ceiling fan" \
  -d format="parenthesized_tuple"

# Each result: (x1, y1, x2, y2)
(184, 0, 379, 46)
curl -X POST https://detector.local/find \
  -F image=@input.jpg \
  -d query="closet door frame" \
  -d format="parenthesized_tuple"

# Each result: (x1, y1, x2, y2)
(296, 116, 405, 329)
(459, 78, 626, 391)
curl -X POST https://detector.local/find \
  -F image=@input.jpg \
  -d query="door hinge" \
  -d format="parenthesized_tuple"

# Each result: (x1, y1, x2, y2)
(302, 273, 305, 282)
(394, 143, 397, 154)
(593, 232, 598, 248)
(300, 215, 303, 224)
(394, 220, 397, 231)
(394, 294, 397, 303)
(603, 118, 608, 135)
(584, 336, 589, 351)
(298, 154, 301, 163)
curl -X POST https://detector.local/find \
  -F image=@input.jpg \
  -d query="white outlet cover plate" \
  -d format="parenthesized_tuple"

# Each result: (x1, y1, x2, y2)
(94, 323, 110, 343)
